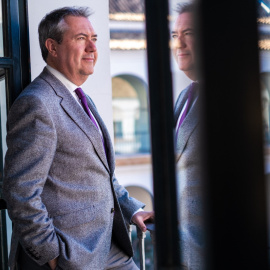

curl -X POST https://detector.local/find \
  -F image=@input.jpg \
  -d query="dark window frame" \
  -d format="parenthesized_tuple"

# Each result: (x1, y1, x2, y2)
(0, 0, 30, 269)
(0, 0, 30, 196)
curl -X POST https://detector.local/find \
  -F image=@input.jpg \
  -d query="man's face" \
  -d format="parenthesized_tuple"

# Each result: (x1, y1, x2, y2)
(49, 15, 98, 85)
(172, 12, 195, 80)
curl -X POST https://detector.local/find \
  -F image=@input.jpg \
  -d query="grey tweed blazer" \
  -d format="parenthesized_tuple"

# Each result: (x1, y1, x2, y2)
(174, 84, 204, 270)
(3, 68, 144, 270)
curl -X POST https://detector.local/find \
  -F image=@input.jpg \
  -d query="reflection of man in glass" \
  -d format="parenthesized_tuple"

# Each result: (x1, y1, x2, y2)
(172, 2, 204, 269)
(261, 82, 270, 144)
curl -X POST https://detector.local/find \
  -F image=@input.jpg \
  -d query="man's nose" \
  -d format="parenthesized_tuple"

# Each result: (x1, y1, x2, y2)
(175, 36, 185, 48)
(86, 40, 97, 52)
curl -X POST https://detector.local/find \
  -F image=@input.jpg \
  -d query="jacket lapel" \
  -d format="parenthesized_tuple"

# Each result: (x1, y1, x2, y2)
(174, 84, 200, 161)
(175, 100, 200, 160)
(40, 68, 110, 172)
(174, 86, 190, 125)
(86, 96, 115, 174)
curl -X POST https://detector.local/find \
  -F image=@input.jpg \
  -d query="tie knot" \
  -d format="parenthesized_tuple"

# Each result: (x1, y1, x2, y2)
(75, 87, 85, 100)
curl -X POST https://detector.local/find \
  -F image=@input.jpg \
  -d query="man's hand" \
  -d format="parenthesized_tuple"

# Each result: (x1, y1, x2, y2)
(131, 211, 154, 232)
(48, 257, 58, 270)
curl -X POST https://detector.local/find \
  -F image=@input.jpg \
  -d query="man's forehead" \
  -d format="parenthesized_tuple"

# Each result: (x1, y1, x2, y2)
(173, 12, 194, 30)
(62, 16, 96, 34)
(63, 15, 92, 26)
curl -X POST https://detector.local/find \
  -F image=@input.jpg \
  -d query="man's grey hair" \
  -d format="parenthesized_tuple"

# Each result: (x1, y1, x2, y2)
(175, 2, 194, 15)
(38, 6, 93, 62)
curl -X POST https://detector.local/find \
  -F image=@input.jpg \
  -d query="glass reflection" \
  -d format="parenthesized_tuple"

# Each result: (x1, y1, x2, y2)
(0, 68, 6, 194)
(257, 0, 270, 265)
(0, 68, 12, 265)
(258, 1, 270, 151)
(170, 1, 205, 269)
(0, 0, 4, 57)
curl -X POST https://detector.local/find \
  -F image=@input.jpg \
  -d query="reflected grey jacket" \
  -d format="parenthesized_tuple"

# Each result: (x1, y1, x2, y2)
(174, 84, 204, 270)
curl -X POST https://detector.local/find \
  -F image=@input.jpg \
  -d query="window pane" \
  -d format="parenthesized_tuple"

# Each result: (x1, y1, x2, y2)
(109, 1, 154, 268)
(0, 0, 4, 57)
(0, 68, 9, 270)
(258, 1, 270, 263)
(0, 68, 6, 195)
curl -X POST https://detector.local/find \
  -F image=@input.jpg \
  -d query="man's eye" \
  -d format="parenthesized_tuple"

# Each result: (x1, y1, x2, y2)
(92, 38, 97, 42)
(172, 35, 178, 39)
(185, 32, 193, 36)
(78, 36, 85, 40)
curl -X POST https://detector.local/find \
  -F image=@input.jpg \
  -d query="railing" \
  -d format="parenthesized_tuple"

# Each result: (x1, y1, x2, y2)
(114, 131, 151, 154)
(129, 223, 155, 270)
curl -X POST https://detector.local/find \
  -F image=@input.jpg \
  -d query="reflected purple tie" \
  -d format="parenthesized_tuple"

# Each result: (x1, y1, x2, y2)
(176, 82, 197, 138)
(75, 88, 99, 130)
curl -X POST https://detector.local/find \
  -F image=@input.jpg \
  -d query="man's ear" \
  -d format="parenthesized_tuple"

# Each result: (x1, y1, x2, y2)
(45, 38, 58, 57)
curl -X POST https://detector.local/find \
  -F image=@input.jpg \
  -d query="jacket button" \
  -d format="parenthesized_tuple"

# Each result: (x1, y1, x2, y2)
(111, 208, 115, 213)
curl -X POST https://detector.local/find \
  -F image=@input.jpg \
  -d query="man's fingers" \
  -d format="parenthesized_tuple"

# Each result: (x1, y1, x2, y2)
(136, 219, 147, 232)
(132, 211, 155, 232)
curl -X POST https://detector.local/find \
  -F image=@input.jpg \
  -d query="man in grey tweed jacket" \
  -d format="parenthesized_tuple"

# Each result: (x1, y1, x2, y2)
(3, 7, 154, 270)
(172, 2, 205, 270)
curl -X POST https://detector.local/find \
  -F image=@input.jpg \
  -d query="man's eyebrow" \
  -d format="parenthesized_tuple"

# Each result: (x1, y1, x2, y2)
(183, 28, 194, 32)
(171, 28, 194, 34)
(75, 33, 98, 38)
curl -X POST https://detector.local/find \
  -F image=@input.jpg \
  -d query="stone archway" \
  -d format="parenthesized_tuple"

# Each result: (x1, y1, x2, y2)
(112, 74, 150, 154)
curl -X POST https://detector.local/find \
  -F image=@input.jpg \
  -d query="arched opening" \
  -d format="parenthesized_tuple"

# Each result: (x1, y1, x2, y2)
(125, 185, 153, 212)
(112, 74, 150, 155)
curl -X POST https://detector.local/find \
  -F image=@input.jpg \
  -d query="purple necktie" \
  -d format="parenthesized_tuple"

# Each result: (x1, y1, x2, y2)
(75, 88, 99, 130)
(75, 87, 108, 157)
(176, 82, 197, 138)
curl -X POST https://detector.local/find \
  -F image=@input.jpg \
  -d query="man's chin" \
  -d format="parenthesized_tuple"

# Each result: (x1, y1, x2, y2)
(80, 69, 95, 76)
(178, 64, 192, 72)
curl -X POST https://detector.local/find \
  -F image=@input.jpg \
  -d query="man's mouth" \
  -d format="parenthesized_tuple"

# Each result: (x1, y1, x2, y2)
(177, 52, 189, 57)
(83, 56, 95, 62)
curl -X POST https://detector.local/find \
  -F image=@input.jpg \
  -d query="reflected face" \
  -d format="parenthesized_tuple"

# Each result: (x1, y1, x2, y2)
(172, 12, 195, 80)
(50, 15, 98, 85)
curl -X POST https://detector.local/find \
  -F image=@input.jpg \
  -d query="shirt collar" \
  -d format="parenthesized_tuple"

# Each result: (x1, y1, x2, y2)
(46, 65, 81, 93)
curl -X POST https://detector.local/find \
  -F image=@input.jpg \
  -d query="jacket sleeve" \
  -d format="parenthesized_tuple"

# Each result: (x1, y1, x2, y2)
(3, 93, 60, 265)
(112, 174, 145, 223)
(86, 93, 146, 223)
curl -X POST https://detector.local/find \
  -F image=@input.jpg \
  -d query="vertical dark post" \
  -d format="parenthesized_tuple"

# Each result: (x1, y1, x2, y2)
(144, 0, 181, 269)
(197, 0, 269, 269)
(0, 210, 8, 270)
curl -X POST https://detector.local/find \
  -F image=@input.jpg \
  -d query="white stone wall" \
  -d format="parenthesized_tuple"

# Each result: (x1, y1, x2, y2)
(27, 0, 114, 138)
(115, 163, 153, 195)
(110, 49, 148, 83)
